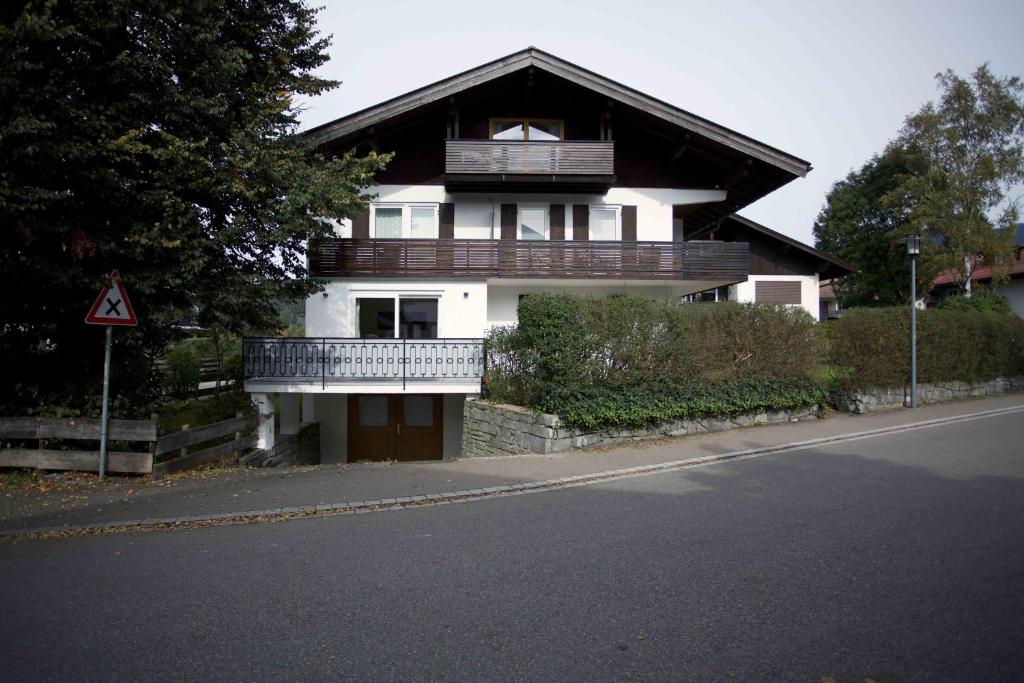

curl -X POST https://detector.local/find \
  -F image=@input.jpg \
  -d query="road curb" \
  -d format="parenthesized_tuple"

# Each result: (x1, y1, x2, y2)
(4, 403, 1023, 541)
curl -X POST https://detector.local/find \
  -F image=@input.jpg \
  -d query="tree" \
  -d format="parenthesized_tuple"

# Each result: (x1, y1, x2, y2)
(0, 1, 388, 414)
(814, 145, 934, 307)
(889, 65, 1023, 296)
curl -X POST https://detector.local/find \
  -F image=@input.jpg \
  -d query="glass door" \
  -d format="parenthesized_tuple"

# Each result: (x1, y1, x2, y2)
(399, 299, 438, 339)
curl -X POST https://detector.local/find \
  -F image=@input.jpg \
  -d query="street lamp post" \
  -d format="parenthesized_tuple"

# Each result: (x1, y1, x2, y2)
(907, 235, 921, 408)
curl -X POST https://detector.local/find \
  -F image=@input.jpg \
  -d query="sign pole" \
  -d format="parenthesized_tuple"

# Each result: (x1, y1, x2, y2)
(99, 325, 113, 479)
(85, 269, 138, 479)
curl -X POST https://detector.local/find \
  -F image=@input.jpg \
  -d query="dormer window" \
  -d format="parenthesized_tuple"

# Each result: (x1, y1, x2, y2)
(490, 118, 563, 141)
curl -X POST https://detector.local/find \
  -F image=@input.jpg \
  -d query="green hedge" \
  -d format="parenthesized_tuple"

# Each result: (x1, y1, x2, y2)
(486, 293, 824, 429)
(539, 378, 827, 432)
(826, 307, 1024, 390)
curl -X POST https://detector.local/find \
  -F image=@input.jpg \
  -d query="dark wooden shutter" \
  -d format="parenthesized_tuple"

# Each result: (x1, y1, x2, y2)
(439, 203, 455, 239)
(621, 205, 637, 241)
(500, 204, 517, 240)
(352, 209, 369, 239)
(549, 204, 565, 240)
(572, 205, 589, 240)
(754, 280, 802, 305)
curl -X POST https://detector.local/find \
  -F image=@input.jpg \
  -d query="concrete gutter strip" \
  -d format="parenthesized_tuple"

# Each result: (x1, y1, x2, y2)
(3, 404, 1023, 542)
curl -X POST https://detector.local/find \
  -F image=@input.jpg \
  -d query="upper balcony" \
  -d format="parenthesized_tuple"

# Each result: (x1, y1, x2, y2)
(444, 140, 615, 193)
(310, 239, 749, 283)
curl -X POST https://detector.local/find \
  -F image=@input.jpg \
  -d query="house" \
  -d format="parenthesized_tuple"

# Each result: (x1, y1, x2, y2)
(242, 47, 850, 464)
(685, 214, 854, 319)
(930, 224, 1024, 315)
(818, 280, 841, 321)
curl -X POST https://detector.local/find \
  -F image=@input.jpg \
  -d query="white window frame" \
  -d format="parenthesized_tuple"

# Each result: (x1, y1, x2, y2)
(589, 205, 622, 241)
(517, 205, 549, 241)
(369, 203, 439, 239)
(354, 291, 443, 339)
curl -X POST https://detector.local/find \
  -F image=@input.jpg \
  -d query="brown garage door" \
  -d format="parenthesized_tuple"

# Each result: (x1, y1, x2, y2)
(347, 394, 443, 462)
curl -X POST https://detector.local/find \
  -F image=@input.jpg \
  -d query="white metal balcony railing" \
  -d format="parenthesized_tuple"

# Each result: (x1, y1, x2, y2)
(445, 140, 614, 175)
(243, 337, 485, 389)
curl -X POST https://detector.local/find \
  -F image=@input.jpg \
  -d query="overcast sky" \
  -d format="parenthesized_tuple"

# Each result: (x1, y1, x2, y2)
(298, 0, 1024, 247)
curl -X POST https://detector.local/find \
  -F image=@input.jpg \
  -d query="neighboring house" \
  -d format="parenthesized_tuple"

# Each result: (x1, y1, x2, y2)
(685, 214, 855, 319)
(242, 47, 849, 464)
(818, 280, 841, 321)
(930, 223, 1024, 315)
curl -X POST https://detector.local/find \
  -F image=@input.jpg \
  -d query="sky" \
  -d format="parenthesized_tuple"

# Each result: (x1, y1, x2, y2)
(297, 0, 1024, 247)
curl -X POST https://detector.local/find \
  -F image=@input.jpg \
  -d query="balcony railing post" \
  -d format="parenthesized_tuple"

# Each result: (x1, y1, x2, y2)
(321, 338, 326, 390)
(402, 337, 406, 391)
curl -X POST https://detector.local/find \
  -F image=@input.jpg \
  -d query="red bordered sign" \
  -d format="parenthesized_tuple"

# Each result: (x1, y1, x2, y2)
(85, 270, 138, 326)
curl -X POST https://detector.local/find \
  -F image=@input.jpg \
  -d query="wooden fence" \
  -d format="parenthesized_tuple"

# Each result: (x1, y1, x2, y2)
(0, 413, 259, 477)
(0, 417, 157, 474)
(152, 413, 259, 478)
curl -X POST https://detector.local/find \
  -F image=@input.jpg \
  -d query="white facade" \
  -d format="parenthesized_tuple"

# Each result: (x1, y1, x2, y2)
(331, 185, 726, 241)
(248, 185, 829, 462)
(734, 274, 821, 320)
(995, 279, 1024, 317)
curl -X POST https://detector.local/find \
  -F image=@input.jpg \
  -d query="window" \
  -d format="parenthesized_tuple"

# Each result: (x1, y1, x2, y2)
(371, 204, 439, 239)
(357, 298, 395, 338)
(399, 299, 438, 339)
(682, 286, 730, 303)
(518, 207, 547, 241)
(358, 396, 389, 427)
(409, 207, 436, 239)
(357, 296, 439, 339)
(403, 396, 435, 427)
(589, 206, 621, 241)
(489, 118, 563, 141)
(373, 207, 402, 239)
(754, 280, 802, 305)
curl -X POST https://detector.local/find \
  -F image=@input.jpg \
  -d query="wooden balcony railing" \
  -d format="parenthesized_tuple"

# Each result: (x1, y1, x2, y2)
(243, 337, 485, 389)
(445, 140, 614, 175)
(309, 239, 749, 281)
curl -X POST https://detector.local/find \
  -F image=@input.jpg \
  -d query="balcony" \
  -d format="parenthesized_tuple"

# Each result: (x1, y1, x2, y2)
(310, 239, 749, 282)
(243, 337, 485, 391)
(444, 140, 615, 192)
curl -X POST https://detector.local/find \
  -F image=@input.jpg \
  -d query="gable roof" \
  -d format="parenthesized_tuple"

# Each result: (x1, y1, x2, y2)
(304, 47, 812, 178)
(709, 214, 857, 279)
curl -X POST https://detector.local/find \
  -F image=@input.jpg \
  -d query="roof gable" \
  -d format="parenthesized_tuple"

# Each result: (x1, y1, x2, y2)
(304, 47, 812, 178)
(715, 214, 856, 279)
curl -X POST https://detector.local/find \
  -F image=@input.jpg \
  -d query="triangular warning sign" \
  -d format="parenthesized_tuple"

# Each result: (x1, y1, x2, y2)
(85, 270, 138, 326)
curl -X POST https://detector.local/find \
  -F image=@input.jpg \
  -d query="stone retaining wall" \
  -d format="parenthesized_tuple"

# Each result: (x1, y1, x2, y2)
(461, 399, 819, 458)
(834, 376, 1024, 414)
(240, 421, 320, 468)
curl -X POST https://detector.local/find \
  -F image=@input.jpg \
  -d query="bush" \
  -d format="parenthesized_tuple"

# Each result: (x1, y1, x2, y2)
(485, 293, 825, 429)
(683, 301, 821, 380)
(540, 377, 827, 431)
(938, 290, 1014, 315)
(828, 306, 1024, 390)
(161, 342, 201, 398)
(222, 351, 244, 385)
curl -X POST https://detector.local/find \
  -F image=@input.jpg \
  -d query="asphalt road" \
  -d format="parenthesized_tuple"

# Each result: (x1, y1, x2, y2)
(2, 411, 1022, 682)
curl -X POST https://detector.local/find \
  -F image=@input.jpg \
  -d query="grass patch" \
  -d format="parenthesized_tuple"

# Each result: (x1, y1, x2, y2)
(808, 364, 852, 392)
(0, 468, 40, 489)
(157, 390, 254, 435)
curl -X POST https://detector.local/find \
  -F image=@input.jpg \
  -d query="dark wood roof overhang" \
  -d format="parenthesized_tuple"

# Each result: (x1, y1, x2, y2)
(690, 214, 857, 279)
(304, 48, 812, 230)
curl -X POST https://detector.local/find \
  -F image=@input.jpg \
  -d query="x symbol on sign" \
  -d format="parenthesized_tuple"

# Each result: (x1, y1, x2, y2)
(105, 298, 122, 316)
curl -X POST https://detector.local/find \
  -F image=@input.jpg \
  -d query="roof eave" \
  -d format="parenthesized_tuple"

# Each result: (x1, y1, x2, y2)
(727, 214, 857, 276)
(302, 47, 812, 178)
